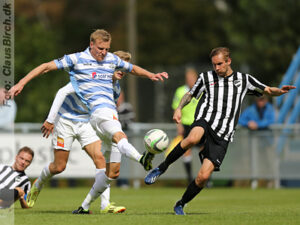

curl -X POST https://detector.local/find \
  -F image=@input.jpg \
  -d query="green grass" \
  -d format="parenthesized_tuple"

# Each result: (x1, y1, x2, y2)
(5, 187, 300, 225)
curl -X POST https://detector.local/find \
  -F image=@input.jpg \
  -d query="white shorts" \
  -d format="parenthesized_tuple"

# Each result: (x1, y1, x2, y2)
(52, 116, 100, 151)
(90, 108, 123, 140)
(90, 108, 123, 163)
(102, 140, 122, 163)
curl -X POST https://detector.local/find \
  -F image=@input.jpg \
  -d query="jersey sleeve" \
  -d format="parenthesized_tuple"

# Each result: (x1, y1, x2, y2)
(246, 74, 267, 94)
(46, 83, 75, 123)
(189, 73, 205, 99)
(114, 55, 133, 72)
(54, 53, 78, 72)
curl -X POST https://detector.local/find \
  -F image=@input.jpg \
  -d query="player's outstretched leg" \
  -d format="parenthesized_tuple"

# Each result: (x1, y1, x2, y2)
(144, 167, 164, 184)
(116, 137, 154, 171)
(145, 142, 186, 184)
(26, 179, 40, 207)
(27, 164, 53, 207)
(139, 151, 154, 171)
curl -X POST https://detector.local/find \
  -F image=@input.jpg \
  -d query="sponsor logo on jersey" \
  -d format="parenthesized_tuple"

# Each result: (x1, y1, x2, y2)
(210, 81, 217, 86)
(234, 80, 241, 87)
(15, 176, 22, 182)
(113, 114, 118, 120)
(92, 72, 113, 79)
(57, 137, 64, 147)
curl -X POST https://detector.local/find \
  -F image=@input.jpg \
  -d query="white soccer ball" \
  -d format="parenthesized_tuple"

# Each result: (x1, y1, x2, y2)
(144, 129, 169, 154)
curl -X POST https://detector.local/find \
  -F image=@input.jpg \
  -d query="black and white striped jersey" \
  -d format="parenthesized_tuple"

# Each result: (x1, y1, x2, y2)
(190, 71, 266, 142)
(0, 164, 31, 195)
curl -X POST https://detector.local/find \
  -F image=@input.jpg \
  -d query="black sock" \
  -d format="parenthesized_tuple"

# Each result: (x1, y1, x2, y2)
(158, 142, 186, 172)
(178, 180, 203, 206)
(183, 161, 193, 183)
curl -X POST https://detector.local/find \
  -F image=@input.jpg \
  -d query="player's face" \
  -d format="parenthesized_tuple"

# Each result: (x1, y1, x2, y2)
(90, 39, 111, 62)
(13, 152, 33, 172)
(211, 53, 232, 77)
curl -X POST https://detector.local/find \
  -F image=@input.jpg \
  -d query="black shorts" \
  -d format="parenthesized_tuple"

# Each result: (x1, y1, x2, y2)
(0, 188, 18, 202)
(191, 118, 229, 171)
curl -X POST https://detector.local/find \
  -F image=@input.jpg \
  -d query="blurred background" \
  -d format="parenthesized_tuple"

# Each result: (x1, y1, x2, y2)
(1, 0, 300, 189)
(14, 0, 300, 122)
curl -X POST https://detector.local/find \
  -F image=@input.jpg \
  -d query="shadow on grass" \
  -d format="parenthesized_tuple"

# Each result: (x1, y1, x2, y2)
(30, 210, 210, 216)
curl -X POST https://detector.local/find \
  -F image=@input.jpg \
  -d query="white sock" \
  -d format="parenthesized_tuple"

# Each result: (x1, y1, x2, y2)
(35, 163, 53, 190)
(117, 138, 142, 162)
(100, 184, 111, 210)
(81, 169, 113, 210)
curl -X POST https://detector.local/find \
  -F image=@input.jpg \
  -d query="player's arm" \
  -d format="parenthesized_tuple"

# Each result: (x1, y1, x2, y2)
(263, 85, 296, 96)
(9, 61, 58, 98)
(173, 92, 192, 124)
(131, 65, 168, 81)
(15, 187, 30, 209)
(41, 83, 75, 138)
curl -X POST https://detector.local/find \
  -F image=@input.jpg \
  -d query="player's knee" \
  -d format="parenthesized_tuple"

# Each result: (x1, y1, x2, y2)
(185, 136, 200, 146)
(113, 132, 127, 143)
(196, 171, 210, 184)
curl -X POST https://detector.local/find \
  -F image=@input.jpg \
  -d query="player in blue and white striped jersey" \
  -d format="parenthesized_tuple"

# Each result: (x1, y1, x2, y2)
(26, 51, 131, 214)
(9, 29, 168, 212)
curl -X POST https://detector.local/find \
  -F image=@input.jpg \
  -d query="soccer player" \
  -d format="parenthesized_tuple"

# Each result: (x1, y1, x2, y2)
(9, 29, 167, 210)
(145, 47, 295, 215)
(0, 147, 34, 209)
(26, 51, 132, 214)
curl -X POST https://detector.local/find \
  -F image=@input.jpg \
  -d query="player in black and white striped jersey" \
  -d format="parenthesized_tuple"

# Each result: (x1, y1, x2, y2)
(145, 47, 296, 215)
(0, 146, 34, 209)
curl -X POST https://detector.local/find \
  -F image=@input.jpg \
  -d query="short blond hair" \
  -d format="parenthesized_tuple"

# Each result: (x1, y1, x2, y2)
(113, 51, 131, 62)
(18, 146, 34, 159)
(90, 29, 111, 43)
(210, 47, 230, 61)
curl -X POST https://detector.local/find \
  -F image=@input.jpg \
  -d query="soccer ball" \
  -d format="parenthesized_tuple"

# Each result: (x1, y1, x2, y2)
(144, 129, 169, 154)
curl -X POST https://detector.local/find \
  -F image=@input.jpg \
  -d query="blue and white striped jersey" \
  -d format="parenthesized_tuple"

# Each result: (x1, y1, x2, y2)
(54, 48, 132, 114)
(47, 82, 122, 123)
(58, 87, 90, 122)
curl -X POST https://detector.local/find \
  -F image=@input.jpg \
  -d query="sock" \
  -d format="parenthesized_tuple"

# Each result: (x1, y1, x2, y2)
(158, 142, 186, 172)
(100, 184, 111, 210)
(81, 169, 113, 210)
(178, 180, 203, 206)
(35, 163, 53, 190)
(117, 138, 141, 162)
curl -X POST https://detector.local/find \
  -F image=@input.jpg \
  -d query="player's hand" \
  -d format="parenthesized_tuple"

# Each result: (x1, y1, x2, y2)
(8, 83, 24, 99)
(281, 85, 296, 93)
(151, 72, 169, 82)
(173, 108, 182, 124)
(41, 121, 54, 138)
(15, 187, 25, 198)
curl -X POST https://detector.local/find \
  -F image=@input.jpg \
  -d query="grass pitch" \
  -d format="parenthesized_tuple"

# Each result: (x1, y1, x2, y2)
(9, 186, 300, 225)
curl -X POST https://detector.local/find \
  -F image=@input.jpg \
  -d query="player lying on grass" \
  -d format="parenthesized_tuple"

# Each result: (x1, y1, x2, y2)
(26, 51, 133, 214)
(0, 147, 34, 209)
(145, 47, 295, 215)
